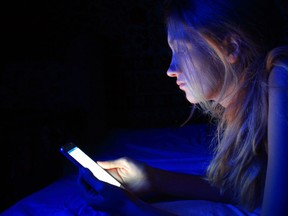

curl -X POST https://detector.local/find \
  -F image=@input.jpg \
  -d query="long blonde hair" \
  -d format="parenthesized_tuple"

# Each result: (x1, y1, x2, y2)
(165, 0, 288, 210)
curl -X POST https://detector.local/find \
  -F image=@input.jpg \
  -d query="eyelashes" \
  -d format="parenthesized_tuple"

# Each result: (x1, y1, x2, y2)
(177, 49, 187, 55)
(169, 48, 188, 57)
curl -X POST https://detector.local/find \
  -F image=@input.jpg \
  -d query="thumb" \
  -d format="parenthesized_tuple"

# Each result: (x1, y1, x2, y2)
(80, 168, 105, 192)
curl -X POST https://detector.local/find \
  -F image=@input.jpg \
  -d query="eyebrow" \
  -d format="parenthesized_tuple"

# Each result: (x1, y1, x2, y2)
(168, 38, 187, 45)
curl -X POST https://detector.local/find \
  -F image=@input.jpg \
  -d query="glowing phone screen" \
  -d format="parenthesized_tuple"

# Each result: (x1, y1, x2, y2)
(68, 147, 121, 187)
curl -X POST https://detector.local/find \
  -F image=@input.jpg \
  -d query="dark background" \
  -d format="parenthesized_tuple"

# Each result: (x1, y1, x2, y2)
(1, 0, 207, 212)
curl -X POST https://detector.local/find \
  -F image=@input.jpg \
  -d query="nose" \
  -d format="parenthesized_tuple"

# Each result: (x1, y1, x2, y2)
(167, 59, 180, 77)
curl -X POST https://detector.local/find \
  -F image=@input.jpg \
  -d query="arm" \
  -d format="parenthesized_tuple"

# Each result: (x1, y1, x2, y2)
(262, 64, 288, 215)
(78, 168, 177, 215)
(98, 158, 234, 204)
(148, 167, 234, 203)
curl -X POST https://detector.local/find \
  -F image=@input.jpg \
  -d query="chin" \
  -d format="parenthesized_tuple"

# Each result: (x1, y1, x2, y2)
(186, 94, 207, 104)
(186, 96, 199, 104)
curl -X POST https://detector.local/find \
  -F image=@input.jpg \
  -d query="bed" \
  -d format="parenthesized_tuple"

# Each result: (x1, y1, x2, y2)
(2, 124, 260, 216)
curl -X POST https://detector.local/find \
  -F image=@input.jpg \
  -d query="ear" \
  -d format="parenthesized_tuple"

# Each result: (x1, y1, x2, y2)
(221, 34, 241, 64)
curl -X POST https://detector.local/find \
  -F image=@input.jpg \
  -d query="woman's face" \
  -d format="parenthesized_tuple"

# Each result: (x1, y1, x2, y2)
(166, 32, 222, 104)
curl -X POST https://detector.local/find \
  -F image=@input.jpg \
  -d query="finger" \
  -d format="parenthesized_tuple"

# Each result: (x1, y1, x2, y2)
(97, 157, 128, 169)
(77, 170, 99, 201)
(78, 169, 94, 193)
(80, 168, 105, 192)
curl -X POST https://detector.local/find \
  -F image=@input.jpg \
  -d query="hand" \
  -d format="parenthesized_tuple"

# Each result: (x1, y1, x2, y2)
(78, 168, 139, 215)
(97, 157, 152, 195)
(78, 167, 178, 216)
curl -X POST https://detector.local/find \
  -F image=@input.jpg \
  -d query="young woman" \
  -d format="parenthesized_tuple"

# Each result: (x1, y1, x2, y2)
(78, 0, 288, 215)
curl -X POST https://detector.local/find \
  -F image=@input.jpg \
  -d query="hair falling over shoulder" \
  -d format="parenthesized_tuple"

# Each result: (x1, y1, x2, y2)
(164, 0, 288, 211)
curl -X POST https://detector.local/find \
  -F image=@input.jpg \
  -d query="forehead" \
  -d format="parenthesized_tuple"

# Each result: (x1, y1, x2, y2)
(167, 30, 203, 51)
(167, 22, 187, 42)
(167, 21, 203, 45)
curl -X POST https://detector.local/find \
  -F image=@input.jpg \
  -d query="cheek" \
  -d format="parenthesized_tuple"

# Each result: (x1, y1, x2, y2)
(201, 76, 222, 100)
(184, 74, 220, 103)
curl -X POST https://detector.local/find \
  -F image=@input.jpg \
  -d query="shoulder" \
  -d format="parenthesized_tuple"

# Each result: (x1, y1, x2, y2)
(268, 58, 288, 88)
(264, 58, 288, 215)
(268, 58, 288, 113)
(267, 45, 288, 87)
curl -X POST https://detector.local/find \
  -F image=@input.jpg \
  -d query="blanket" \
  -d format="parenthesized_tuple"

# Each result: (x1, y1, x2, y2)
(2, 124, 261, 215)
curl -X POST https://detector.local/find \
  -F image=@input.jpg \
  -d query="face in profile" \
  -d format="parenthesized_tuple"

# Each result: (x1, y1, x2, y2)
(166, 30, 223, 104)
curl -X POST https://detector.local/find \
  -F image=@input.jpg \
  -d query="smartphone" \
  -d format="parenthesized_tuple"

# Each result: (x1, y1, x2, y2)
(60, 143, 122, 188)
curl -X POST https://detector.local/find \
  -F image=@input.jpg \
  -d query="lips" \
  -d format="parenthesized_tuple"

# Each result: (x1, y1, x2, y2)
(177, 81, 186, 89)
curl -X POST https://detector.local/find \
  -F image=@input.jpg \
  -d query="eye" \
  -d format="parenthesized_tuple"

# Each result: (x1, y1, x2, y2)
(176, 45, 187, 55)
(177, 49, 187, 55)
